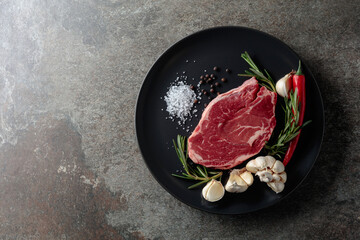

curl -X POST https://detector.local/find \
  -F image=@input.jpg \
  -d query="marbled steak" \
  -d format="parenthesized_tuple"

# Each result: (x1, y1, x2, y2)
(188, 78, 277, 169)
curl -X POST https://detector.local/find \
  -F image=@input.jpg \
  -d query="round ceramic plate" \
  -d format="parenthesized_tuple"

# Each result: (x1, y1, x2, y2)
(135, 26, 324, 214)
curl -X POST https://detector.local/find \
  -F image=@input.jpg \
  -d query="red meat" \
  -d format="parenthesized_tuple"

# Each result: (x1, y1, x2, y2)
(188, 78, 277, 169)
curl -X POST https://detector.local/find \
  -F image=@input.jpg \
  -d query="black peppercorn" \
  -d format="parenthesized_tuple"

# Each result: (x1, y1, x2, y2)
(215, 82, 220, 87)
(226, 68, 231, 73)
(213, 66, 219, 71)
(221, 78, 227, 82)
(210, 88, 215, 93)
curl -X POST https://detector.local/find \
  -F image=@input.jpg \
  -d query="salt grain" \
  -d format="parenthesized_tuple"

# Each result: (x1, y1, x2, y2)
(164, 81, 196, 124)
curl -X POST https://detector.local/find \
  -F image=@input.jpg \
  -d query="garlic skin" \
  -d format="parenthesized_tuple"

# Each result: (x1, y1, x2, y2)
(225, 168, 254, 193)
(246, 156, 287, 194)
(255, 169, 273, 183)
(276, 72, 293, 98)
(202, 179, 225, 202)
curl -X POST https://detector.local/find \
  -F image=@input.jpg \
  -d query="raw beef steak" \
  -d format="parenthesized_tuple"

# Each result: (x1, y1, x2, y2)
(188, 78, 277, 169)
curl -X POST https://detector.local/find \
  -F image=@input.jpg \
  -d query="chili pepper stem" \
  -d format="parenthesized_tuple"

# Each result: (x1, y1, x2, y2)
(296, 60, 302, 76)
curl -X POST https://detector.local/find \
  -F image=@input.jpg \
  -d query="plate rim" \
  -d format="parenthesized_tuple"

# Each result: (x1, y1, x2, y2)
(134, 26, 325, 214)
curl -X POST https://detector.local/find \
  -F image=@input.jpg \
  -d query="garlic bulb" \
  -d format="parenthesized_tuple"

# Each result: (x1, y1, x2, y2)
(246, 156, 287, 194)
(202, 179, 225, 202)
(225, 168, 254, 193)
(275, 72, 293, 98)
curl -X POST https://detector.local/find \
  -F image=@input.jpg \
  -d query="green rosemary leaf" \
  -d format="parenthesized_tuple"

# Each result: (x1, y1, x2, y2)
(203, 166, 208, 177)
(238, 74, 255, 78)
(264, 69, 274, 82)
(197, 166, 207, 178)
(301, 120, 312, 128)
(286, 131, 300, 142)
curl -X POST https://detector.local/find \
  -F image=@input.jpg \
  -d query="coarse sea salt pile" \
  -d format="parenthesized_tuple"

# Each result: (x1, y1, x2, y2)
(164, 81, 196, 124)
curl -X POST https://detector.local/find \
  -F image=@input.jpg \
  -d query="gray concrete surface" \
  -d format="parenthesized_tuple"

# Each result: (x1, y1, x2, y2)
(0, 0, 359, 239)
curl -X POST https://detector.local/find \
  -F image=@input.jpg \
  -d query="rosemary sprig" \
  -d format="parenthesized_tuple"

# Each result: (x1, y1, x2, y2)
(171, 135, 223, 189)
(238, 51, 276, 92)
(264, 89, 311, 158)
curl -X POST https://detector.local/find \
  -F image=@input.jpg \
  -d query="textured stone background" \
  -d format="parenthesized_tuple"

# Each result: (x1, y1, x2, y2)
(0, 0, 359, 239)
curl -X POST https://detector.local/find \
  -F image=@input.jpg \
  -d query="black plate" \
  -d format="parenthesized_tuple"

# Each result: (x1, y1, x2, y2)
(135, 26, 324, 214)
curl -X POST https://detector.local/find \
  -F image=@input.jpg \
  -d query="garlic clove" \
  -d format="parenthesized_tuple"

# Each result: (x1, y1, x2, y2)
(272, 173, 281, 182)
(275, 80, 288, 98)
(272, 160, 285, 173)
(225, 169, 249, 193)
(255, 169, 273, 183)
(202, 179, 225, 202)
(267, 181, 285, 194)
(264, 155, 276, 168)
(275, 72, 293, 98)
(255, 156, 268, 169)
(246, 160, 258, 173)
(278, 172, 287, 183)
(225, 179, 248, 193)
(240, 171, 254, 186)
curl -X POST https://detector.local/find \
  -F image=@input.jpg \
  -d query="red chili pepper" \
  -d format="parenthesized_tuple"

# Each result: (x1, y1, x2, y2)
(283, 61, 306, 166)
